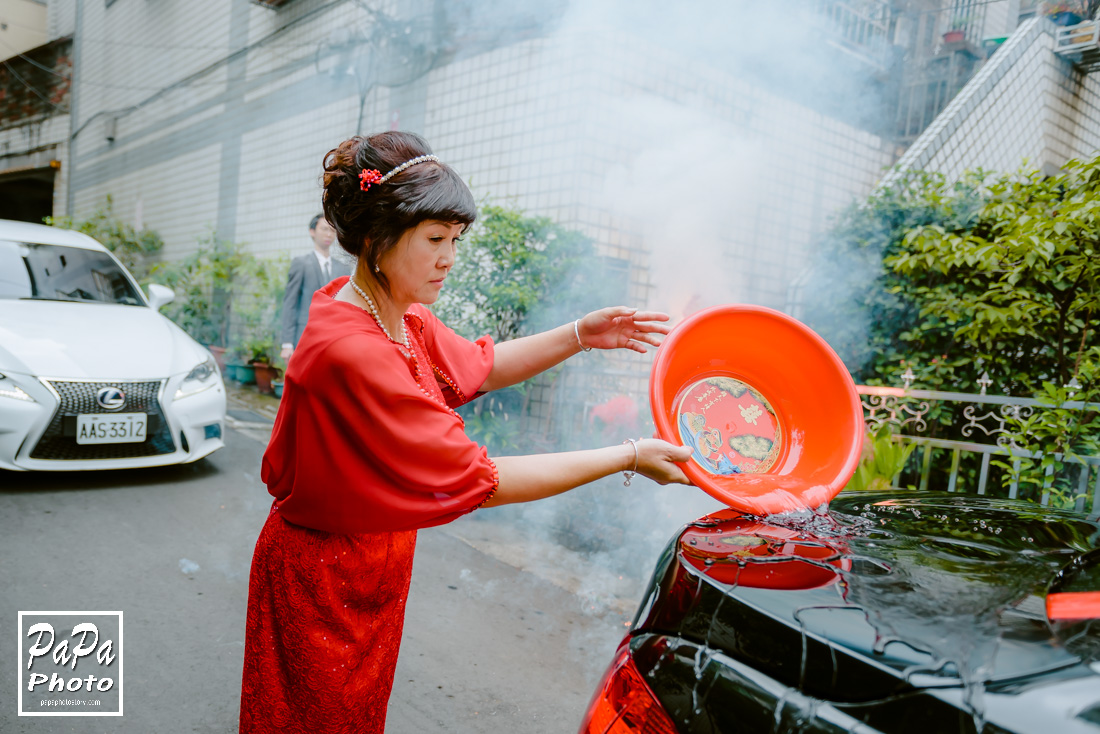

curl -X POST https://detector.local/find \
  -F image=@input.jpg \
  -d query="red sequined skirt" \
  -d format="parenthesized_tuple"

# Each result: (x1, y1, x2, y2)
(240, 506, 417, 733)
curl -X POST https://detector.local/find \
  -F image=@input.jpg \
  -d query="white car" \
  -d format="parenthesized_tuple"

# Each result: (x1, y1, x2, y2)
(0, 219, 226, 471)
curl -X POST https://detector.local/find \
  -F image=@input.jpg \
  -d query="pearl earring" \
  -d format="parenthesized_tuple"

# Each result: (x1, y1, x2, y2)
(374, 265, 380, 273)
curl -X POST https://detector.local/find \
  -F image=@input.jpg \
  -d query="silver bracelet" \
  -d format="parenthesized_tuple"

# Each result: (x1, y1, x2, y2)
(622, 438, 638, 486)
(574, 319, 592, 352)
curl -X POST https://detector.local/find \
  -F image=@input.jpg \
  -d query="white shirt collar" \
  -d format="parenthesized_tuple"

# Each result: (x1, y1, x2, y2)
(313, 250, 331, 268)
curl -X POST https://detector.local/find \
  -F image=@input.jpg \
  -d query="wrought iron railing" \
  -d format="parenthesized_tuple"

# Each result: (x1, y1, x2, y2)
(857, 383, 1099, 518)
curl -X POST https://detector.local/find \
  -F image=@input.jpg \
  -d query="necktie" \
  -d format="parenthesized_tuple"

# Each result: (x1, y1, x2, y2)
(323, 261, 330, 281)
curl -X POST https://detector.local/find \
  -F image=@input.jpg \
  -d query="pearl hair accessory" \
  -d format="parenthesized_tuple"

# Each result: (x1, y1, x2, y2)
(349, 277, 408, 347)
(360, 155, 440, 193)
(379, 154, 438, 184)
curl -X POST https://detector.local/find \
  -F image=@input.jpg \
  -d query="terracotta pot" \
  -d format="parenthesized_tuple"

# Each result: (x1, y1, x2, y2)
(943, 29, 965, 43)
(207, 345, 228, 372)
(251, 362, 281, 394)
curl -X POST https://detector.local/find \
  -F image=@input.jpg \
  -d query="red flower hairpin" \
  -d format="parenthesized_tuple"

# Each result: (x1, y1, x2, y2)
(359, 168, 382, 191)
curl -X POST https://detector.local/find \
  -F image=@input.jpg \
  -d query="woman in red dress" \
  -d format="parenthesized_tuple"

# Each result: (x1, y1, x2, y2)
(239, 131, 692, 733)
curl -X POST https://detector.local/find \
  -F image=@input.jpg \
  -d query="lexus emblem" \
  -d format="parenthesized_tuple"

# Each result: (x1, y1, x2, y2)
(96, 387, 126, 411)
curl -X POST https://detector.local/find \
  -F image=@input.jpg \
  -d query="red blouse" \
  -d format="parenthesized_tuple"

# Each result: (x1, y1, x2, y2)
(260, 276, 498, 534)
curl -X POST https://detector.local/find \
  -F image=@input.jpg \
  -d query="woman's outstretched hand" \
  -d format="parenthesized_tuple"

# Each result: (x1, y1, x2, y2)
(578, 307, 671, 354)
(633, 439, 694, 485)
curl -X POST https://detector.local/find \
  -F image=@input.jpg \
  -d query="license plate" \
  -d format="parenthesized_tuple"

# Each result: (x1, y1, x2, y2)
(76, 413, 148, 445)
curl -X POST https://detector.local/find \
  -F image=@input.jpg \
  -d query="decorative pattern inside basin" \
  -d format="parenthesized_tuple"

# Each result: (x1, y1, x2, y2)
(675, 376, 782, 476)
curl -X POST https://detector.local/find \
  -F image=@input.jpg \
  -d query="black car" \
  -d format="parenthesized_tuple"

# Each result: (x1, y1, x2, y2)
(579, 491, 1100, 734)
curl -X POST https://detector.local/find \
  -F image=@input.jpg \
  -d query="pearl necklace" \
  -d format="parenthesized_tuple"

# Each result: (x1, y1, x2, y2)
(349, 278, 408, 347)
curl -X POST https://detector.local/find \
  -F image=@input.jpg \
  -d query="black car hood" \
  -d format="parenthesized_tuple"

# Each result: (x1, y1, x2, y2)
(634, 491, 1100, 703)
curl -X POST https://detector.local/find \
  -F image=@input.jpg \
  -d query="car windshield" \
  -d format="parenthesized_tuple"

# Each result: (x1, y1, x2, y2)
(0, 240, 144, 306)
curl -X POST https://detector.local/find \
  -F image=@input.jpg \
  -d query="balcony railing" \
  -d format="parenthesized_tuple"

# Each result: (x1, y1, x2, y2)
(1054, 20, 1100, 71)
(812, 0, 893, 70)
(857, 384, 1099, 518)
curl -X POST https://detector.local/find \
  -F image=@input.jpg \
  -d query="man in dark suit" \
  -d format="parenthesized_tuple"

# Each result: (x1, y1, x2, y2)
(280, 215, 351, 361)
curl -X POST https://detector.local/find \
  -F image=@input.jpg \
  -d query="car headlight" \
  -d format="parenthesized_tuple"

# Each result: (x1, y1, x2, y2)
(174, 359, 219, 400)
(0, 372, 35, 402)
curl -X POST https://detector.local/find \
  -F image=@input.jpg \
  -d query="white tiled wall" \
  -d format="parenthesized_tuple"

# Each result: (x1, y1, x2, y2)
(395, 28, 894, 313)
(890, 17, 1100, 182)
(64, 4, 1100, 323)
(234, 96, 362, 258)
(46, 0, 75, 42)
(66, 2, 896, 317)
(49, 0, 1100, 440)
(73, 142, 223, 261)
(70, 1, 234, 166)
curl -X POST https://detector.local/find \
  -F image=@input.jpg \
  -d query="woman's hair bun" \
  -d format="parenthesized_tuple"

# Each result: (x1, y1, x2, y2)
(321, 131, 476, 290)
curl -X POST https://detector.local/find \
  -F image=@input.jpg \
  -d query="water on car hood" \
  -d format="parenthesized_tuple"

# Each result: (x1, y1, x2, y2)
(637, 491, 1100, 721)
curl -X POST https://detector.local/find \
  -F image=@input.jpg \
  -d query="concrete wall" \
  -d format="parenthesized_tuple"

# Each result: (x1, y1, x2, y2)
(0, 29, 71, 220)
(0, 114, 69, 215)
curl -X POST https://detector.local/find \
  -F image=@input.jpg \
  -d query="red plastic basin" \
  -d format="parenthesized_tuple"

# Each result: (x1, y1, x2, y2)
(650, 304, 863, 516)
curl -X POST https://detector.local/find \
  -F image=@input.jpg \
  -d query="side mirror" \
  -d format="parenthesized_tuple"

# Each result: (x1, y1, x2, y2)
(147, 283, 175, 310)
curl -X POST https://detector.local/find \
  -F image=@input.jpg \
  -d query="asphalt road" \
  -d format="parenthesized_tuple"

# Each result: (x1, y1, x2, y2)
(0, 424, 639, 734)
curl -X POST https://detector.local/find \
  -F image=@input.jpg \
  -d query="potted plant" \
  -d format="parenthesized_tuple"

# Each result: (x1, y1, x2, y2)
(225, 345, 256, 385)
(1044, 1, 1085, 25)
(943, 15, 969, 43)
(151, 232, 255, 359)
(207, 345, 229, 372)
(224, 254, 288, 395)
(244, 338, 281, 394)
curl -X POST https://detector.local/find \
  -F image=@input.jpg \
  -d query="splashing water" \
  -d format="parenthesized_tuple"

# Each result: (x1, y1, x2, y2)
(659, 492, 1099, 732)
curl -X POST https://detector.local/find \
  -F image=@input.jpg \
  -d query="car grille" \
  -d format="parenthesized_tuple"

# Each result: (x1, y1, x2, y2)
(30, 379, 177, 461)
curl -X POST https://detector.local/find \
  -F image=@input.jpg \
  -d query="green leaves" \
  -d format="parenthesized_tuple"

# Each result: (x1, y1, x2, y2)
(151, 232, 287, 359)
(436, 202, 603, 454)
(434, 203, 596, 343)
(844, 425, 918, 492)
(46, 195, 164, 282)
(994, 359, 1100, 507)
(808, 157, 1100, 506)
(48, 198, 289, 362)
(821, 158, 1099, 395)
